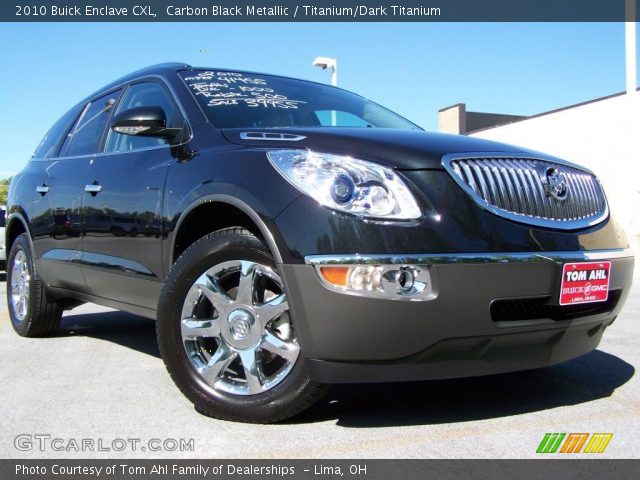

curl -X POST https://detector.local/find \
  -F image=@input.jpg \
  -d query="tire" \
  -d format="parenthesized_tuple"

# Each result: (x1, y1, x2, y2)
(7, 233, 63, 337)
(157, 227, 328, 423)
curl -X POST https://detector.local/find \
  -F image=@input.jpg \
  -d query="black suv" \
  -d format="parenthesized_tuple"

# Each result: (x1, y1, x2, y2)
(6, 63, 634, 422)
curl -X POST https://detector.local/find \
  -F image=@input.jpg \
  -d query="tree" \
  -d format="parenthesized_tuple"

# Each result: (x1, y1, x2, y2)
(0, 177, 12, 205)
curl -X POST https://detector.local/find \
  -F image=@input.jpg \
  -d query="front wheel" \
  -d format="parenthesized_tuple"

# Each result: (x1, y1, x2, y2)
(157, 227, 327, 423)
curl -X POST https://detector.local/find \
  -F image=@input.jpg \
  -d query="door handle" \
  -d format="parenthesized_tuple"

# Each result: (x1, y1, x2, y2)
(85, 183, 102, 195)
(36, 184, 49, 195)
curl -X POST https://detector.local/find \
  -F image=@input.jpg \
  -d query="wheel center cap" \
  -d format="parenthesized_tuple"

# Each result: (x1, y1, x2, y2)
(231, 318, 250, 339)
(227, 309, 255, 341)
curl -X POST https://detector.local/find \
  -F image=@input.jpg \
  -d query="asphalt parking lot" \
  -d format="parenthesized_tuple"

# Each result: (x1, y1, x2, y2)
(1, 239, 638, 459)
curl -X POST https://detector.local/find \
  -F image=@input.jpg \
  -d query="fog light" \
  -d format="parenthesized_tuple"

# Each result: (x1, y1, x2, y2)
(397, 267, 415, 292)
(371, 267, 383, 289)
(348, 266, 384, 291)
(313, 262, 432, 300)
(349, 267, 367, 290)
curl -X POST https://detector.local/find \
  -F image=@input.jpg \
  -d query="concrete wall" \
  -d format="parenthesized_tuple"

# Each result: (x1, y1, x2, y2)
(470, 91, 640, 235)
(439, 103, 527, 134)
(466, 111, 528, 134)
(438, 103, 466, 134)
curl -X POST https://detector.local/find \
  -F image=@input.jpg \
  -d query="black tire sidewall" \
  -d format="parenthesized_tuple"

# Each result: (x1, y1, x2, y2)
(157, 231, 317, 422)
(7, 234, 36, 335)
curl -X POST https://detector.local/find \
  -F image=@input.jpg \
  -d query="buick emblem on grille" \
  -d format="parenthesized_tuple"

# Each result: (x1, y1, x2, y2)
(542, 167, 568, 201)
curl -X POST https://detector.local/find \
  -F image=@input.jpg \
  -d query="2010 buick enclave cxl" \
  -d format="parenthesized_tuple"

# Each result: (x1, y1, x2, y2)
(6, 63, 634, 422)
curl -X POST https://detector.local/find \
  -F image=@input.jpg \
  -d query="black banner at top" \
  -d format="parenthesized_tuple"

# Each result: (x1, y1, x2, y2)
(4, 0, 640, 22)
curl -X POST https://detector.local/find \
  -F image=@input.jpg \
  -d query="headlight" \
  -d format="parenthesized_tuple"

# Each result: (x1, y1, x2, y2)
(267, 150, 421, 220)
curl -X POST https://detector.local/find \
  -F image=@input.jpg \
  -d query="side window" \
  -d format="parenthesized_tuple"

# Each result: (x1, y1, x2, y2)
(32, 104, 84, 159)
(105, 82, 181, 153)
(65, 91, 121, 157)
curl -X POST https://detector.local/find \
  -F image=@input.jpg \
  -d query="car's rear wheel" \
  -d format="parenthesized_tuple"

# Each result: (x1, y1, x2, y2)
(157, 227, 327, 423)
(7, 233, 63, 336)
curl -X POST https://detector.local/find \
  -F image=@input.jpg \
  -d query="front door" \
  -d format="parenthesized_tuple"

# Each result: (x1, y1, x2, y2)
(81, 81, 183, 310)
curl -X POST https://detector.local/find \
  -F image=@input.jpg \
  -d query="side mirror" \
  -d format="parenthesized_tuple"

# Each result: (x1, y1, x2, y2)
(110, 106, 180, 139)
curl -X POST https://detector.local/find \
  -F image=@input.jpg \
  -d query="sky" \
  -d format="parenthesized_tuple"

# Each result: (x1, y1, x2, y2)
(0, 22, 637, 177)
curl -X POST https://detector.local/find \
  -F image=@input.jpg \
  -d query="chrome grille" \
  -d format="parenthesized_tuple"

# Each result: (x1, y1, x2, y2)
(443, 156, 608, 229)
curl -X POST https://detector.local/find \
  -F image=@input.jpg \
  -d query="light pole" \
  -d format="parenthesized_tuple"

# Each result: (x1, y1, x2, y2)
(313, 56, 338, 86)
(313, 56, 338, 125)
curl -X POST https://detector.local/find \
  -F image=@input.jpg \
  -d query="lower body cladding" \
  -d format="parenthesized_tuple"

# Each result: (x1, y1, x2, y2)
(279, 249, 634, 384)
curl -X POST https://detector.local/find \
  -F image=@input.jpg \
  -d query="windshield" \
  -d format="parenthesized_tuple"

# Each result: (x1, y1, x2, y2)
(180, 70, 421, 130)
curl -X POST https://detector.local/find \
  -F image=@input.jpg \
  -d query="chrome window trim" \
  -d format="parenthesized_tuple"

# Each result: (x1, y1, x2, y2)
(61, 90, 123, 159)
(441, 153, 609, 230)
(32, 143, 172, 161)
(305, 248, 633, 266)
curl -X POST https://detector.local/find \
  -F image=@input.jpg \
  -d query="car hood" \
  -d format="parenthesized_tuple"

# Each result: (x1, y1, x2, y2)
(221, 127, 541, 170)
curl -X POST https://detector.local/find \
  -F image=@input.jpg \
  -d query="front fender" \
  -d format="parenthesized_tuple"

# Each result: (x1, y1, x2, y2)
(163, 147, 302, 264)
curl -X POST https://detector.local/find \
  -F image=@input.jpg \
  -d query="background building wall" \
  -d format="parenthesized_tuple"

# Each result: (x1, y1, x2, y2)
(438, 103, 527, 134)
(438, 103, 466, 134)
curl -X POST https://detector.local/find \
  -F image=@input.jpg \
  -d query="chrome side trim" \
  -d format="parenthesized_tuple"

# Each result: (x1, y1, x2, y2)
(42, 249, 155, 277)
(239, 132, 306, 142)
(305, 248, 633, 266)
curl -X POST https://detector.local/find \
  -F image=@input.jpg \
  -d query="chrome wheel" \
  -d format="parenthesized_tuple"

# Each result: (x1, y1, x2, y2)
(180, 260, 299, 396)
(10, 250, 30, 322)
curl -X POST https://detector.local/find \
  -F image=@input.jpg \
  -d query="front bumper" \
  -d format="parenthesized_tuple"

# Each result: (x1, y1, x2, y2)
(280, 248, 634, 384)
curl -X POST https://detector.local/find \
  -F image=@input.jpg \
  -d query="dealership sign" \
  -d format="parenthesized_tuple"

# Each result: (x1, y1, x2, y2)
(560, 261, 611, 305)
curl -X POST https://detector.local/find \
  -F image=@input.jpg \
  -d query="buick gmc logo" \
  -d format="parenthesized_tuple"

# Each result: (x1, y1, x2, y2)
(543, 167, 568, 200)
